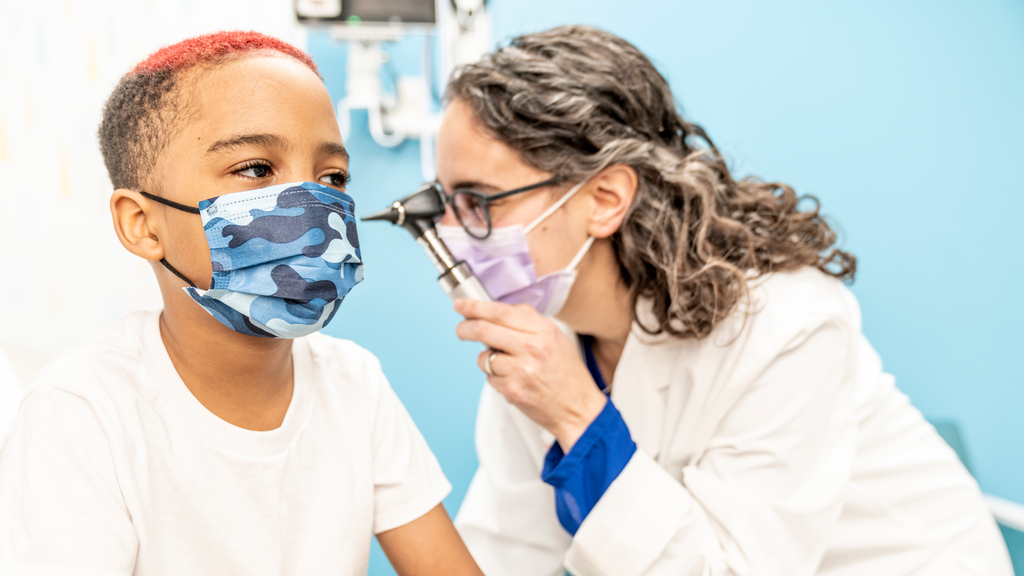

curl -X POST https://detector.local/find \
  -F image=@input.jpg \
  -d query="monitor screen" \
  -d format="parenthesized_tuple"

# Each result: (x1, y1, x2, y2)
(296, 0, 436, 25)
(344, 0, 435, 24)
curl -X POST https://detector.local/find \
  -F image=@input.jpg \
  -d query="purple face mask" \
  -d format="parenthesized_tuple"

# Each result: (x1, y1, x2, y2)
(437, 179, 595, 317)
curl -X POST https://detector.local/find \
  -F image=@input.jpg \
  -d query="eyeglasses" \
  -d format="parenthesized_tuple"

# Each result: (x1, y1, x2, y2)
(439, 176, 565, 239)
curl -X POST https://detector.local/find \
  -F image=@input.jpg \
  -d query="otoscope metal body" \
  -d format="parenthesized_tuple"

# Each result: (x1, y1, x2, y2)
(362, 183, 492, 303)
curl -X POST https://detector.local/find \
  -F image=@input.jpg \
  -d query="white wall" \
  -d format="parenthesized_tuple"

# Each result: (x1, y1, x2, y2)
(0, 0, 306, 363)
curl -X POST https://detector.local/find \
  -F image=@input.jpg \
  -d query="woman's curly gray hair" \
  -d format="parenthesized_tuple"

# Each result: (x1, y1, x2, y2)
(447, 25, 856, 339)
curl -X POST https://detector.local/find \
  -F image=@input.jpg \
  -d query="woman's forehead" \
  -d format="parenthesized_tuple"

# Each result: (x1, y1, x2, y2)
(437, 100, 548, 190)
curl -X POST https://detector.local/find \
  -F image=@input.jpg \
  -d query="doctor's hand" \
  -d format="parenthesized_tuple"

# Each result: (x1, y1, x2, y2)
(454, 299, 607, 452)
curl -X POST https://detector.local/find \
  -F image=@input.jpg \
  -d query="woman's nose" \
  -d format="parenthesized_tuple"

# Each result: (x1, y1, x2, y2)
(439, 206, 460, 227)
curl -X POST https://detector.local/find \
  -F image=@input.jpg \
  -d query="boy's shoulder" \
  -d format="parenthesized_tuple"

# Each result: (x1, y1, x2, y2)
(30, 310, 158, 402)
(10, 311, 161, 448)
(300, 332, 389, 393)
(303, 331, 378, 364)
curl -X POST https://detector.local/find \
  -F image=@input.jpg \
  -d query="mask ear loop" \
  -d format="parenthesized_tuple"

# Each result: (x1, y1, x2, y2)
(522, 178, 596, 272)
(140, 191, 201, 214)
(523, 179, 589, 235)
(566, 237, 596, 271)
(139, 191, 201, 288)
(158, 259, 197, 288)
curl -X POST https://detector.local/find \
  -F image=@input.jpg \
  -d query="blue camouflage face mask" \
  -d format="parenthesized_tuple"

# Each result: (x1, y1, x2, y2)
(141, 182, 364, 339)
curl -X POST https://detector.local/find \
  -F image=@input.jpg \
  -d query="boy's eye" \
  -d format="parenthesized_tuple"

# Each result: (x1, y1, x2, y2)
(320, 171, 350, 187)
(236, 162, 272, 179)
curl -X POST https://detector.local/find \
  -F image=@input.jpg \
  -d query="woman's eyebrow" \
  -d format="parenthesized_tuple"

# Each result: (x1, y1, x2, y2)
(206, 133, 286, 155)
(451, 180, 501, 192)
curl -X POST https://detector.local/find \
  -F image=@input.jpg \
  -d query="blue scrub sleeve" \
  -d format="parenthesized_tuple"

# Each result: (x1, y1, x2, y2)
(541, 398, 637, 535)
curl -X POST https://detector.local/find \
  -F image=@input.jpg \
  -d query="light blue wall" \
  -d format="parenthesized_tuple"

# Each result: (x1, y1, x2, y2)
(310, 1, 1024, 573)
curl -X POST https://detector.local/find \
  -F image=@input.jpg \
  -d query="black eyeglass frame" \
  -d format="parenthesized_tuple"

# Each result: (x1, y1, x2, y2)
(439, 176, 565, 239)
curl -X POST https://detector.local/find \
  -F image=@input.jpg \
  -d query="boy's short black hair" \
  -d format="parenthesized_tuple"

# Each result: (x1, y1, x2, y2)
(99, 68, 179, 191)
(97, 31, 320, 191)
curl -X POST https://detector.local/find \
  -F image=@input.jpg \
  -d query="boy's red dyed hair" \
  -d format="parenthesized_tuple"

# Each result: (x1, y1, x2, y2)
(99, 31, 322, 191)
(131, 30, 319, 76)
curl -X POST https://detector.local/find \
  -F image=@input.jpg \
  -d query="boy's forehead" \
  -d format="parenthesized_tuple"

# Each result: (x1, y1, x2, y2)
(179, 55, 335, 146)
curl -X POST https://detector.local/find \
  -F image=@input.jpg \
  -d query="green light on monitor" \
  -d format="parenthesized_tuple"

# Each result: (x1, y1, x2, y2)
(347, 15, 362, 26)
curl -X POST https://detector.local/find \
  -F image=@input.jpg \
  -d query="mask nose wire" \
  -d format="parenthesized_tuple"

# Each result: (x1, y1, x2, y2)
(139, 191, 201, 288)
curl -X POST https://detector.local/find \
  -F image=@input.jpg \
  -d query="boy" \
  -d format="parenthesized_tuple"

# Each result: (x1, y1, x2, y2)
(0, 31, 482, 576)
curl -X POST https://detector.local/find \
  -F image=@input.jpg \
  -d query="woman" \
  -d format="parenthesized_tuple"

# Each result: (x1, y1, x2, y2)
(435, 26, 1012, 576)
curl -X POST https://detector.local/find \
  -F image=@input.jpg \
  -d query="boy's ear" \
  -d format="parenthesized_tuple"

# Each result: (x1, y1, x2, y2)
(110, 189, 164, 261)
(585, 164, 638, 239)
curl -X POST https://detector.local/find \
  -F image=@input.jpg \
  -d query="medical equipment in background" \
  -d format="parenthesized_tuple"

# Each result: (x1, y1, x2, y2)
(362, 183, 492, 303)
(294, 0, 490, 181)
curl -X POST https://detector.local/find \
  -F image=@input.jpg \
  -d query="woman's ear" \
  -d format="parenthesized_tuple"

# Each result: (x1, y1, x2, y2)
(585, 164, 638, 239)
(110, 189, 164, 261)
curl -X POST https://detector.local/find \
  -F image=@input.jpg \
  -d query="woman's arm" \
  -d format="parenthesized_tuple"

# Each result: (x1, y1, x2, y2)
(378, 504, 483, 576)
(456, 298, 858, 576)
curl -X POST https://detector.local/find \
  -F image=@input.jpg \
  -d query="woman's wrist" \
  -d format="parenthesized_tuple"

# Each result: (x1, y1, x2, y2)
(552, 390, 608, 452)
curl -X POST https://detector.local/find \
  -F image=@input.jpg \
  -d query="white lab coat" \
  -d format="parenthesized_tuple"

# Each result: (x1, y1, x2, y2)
(454, 268, 1012, 576)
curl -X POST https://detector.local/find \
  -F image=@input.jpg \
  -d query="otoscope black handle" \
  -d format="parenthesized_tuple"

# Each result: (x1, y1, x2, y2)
(363, 182, 494, 303)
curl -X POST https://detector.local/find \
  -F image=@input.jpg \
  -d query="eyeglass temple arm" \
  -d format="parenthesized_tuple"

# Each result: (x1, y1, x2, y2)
(474, 176, 566, 204)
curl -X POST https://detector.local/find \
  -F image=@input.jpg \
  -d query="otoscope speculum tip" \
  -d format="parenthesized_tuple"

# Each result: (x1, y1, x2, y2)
(362, 183, 446, 239)
(360, 206, 400, 224)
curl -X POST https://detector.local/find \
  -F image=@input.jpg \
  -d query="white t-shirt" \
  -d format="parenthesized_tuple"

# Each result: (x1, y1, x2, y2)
(0, 350, 23, 439)
(0, 311, 451, 576)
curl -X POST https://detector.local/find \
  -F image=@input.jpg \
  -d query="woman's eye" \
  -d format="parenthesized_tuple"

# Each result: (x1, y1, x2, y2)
(236, 163, 272, 179)
(320, 172, 350, 187)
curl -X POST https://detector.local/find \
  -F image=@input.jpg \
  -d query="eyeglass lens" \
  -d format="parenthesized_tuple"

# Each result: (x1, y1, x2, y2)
(451, 191, 491, 238)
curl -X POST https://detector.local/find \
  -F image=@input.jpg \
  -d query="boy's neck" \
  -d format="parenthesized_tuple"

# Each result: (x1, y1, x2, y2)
(158, 305, 296, 432)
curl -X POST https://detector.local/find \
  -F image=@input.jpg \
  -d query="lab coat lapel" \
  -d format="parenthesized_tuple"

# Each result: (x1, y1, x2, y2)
(610, 328, 674, 461)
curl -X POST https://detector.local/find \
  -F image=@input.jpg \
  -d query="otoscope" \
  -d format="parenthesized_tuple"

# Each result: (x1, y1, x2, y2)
(362, 183, 493, 303)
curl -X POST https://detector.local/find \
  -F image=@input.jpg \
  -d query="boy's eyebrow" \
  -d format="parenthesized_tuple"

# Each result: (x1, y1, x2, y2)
(205, 135, 349, 164)
(206, 133, 286, 155)
(318, 141, 349, 162)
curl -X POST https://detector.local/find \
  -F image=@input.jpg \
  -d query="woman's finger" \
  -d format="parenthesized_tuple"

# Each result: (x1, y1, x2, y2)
(454, 299, 541, 333)
(476, 351, 519, 397)
(476, 349, 511, 377)
(456, 318, 531, 354)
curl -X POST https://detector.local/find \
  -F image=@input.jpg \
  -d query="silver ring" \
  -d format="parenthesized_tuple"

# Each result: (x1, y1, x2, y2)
(484, 350, 499, 376)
